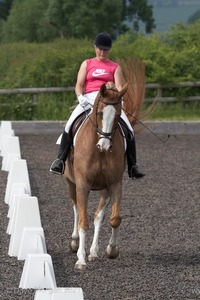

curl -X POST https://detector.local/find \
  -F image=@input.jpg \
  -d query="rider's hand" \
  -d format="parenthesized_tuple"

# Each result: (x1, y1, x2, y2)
(78, 94, 88, 108)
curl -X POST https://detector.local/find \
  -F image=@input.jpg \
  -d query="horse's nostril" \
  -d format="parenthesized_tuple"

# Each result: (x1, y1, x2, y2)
(96, 143, 103, 152)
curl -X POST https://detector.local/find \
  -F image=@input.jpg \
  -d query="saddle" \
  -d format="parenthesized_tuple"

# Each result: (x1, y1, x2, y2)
(68, 109, 91, 144)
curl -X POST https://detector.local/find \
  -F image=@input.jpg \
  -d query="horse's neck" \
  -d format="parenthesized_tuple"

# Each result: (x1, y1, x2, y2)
(78, 117, 98, 143)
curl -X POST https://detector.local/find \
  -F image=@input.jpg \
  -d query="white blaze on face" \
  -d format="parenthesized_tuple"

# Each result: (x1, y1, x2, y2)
(96, 105, 115, 152)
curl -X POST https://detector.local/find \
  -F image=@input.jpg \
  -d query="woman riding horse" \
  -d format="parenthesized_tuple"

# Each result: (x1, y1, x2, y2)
(66, 81, 130, 270)
(50, 32, 145, 178)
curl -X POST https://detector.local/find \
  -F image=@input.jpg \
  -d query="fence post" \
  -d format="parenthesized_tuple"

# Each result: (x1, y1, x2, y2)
(33, 94, 37, 106)
(157, 87, 162, 98)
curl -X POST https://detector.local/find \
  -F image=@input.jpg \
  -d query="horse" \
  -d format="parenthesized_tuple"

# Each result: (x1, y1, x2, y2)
(64, 60, 145, 271)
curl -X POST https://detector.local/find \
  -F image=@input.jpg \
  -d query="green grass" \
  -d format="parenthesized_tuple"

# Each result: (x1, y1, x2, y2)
(146, 101, 200, 120)
(0, 92, 76, 120)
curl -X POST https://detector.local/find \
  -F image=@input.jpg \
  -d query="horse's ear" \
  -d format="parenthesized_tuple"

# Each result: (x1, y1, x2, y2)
(119, 82, 129, 98)
(100, 84, 107, 97)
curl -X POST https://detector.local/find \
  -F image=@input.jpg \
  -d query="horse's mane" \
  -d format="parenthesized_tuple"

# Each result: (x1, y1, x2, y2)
(118, 59, 152, 131)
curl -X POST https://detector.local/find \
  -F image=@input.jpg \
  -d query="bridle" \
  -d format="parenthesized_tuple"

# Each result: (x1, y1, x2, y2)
(83, 87, 122, 144)
(95, 90, 122, 140)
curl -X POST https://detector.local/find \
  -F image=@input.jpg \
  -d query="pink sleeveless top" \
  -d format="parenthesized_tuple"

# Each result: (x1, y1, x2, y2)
(84, 58, 118, 94)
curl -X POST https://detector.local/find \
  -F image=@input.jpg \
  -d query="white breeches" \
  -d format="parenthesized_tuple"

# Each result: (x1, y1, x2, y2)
(64, 91, 133, 133)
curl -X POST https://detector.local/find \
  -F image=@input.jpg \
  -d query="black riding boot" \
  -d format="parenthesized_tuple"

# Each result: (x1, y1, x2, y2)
(50, 131, 71, 175)
(127, 133, 145, 178)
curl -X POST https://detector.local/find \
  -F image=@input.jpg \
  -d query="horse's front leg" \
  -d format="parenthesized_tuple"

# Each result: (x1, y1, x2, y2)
(106, 184, 122, 259)
(88, 190, 110, 261)
(75, 187, 90, 271)
(70, 202, 79, 253)
(65, 178, 79, 253)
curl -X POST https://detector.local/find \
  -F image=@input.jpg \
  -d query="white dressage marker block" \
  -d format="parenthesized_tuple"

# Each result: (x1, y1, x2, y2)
(2, 153, 21, 171)
(1, 135, 20, 158)
(7, 205, 16, 235)
(52, 288, 84, 300)
(0, 120, 12, 132)
(7, 182, 29, 216)
(19, 254, 57, 289)
(0, 131, 15, 156)
(0, 121, 13, 146)
(34, 290, 52, 300)
(4, 159, 31, 204)
(18, 227, 47, 260)
(34, 288, 84, 300)
(7, 193, 30, 235)
(7, 195, 30, 235)
(1, 136, 21, 171)
(8, 196, 41, 257)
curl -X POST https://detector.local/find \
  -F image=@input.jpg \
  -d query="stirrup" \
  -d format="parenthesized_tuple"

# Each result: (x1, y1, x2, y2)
(50, 158, 65, 175)
(128, 163, 145, 179)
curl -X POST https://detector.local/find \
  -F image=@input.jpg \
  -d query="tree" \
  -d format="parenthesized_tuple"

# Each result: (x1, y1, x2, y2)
(1, 0, 155, 42)
(46, 0, 123, 39)
(0, 0, 13, 20)
(1, 0, 55, 42)
(46, 0, 155, 38)
(123, 0, 155, 33)
(188, 10, 200, 24)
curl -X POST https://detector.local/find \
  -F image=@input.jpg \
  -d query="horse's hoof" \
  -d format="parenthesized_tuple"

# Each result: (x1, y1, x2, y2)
(88, 253, 99, 262)
(75, 262, 87, 272)
(70, 238, 79, 253)
(105, 245, 119, 259)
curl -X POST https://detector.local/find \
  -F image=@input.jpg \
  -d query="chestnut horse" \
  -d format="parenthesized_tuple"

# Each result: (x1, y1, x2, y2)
(64, 60, 145, 271)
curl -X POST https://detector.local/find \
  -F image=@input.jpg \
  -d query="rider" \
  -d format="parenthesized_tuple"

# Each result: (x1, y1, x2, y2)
(50, 32, 145, 179)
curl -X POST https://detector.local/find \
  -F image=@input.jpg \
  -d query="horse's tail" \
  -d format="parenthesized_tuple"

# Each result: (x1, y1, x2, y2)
(118, 59, 153, 130)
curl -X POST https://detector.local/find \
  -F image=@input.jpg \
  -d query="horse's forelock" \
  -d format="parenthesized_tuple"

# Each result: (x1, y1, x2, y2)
(98, 82, 122, 105)
(105, 81, 118, 91)
(108, 89, 119, 99)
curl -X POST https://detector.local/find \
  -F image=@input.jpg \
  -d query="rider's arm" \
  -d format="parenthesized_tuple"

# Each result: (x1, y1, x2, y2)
(75, 60, 87, 97)
(114, 65, 125, 91)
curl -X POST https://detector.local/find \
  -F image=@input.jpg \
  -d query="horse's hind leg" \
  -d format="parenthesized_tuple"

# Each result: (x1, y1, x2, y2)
(88, 190, 110, 261)
(106, 227, 120, 259)
(106, 184, 122, 259)
(66, 178, 79, 253)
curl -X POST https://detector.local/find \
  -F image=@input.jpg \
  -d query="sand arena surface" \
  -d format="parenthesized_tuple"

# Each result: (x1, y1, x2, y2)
(0, 130, 200, 299)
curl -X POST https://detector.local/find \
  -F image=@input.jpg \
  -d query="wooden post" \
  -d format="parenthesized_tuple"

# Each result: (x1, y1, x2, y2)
(33, 94, 37, 106)
(157, 87, 162, 98)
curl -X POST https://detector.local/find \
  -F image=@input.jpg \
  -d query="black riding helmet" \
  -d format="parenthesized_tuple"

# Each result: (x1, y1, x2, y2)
(95, 32, 112, 50)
